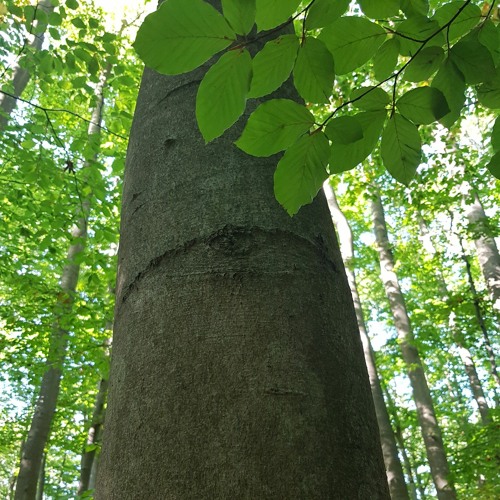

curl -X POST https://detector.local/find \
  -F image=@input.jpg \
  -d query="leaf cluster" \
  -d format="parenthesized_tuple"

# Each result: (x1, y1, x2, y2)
(135, 0, 500, 215)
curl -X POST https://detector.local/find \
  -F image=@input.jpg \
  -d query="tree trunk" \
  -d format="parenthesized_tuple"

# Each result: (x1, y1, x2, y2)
(0, 0, 55, 128)
(417, 214, 492, 423)
(324, 181, 409, 499)
(465, 191, 500, 313)
(77, 376, 109, 495)
(96, 11, 390, 498)
(383, 383, 427, 500)
(458, 235, 500, 390)
(370, 192, 455, 500)
(14, 69, 109, 500)
(449, 313, 491, 424)
(78, 324, 111, 496)
(34, 454, 45, 500)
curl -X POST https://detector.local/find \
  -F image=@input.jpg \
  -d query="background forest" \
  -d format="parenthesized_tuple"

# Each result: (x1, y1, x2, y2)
(0, 0, 498, 498)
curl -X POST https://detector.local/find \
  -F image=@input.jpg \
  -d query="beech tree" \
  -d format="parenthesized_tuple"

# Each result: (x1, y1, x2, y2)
(95, 4, 389, 497)
(1, 0, 499, 497)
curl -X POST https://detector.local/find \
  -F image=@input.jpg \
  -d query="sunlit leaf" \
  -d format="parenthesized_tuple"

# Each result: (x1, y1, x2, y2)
(134, 0, 236, 75)
(319, 16, 386, 74)
(196, 49, 252, 142)
(235, 99, 314, 157)
(381, 113, 421, 184)
(293, 37, 335, 103)
(274, 132, 330, 215)
(248, 34, 299, 98)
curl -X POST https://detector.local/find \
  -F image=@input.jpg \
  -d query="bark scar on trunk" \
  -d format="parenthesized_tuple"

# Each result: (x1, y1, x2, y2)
(264, 387, 307, 396)
(119, 224, 339, 305)
(158, 79, 202, 105)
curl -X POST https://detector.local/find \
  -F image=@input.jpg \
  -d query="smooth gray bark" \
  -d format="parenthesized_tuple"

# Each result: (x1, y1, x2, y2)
(14, 70, 109, 500)
(370, 192, 455, 500)
(96, 12, 389, 498)
(324, 182, 409, 500)
(0, 0, 55, 128)
(465, 191, 500, 313)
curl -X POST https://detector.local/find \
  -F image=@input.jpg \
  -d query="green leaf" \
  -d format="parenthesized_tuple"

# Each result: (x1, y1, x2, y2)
(491, 117, 500, 152)
(134, 0, 236, 75)
(255, 0, 301, 31)
(450, 40, 496, 85)
(319, 16, 386, 74)
(71, 17, 86, 29)
(235, 99, 314, 157)
(329, 111, 387, 173)
(381, 113, 421, 184)
(274, 132, 330, 216)
(325, 116, 364, 144)
(403, 46, 444, 82)
(350, 86, 390, 111)
(478, 73, 500, 109)
(486, 151, 500, 179)
(396, 87, 449, 125)
(433, 1, 481, 43)
(196, 49, 252, 142)
(401, 0, 428, 17)
(222, 0, 255, 35)
(373, 38, 400, 81)
(306, 0, 349, 29)
(431, 58, 465, 127)
(477, 20, 500, 66)
(396, 16, 444, 57)
(293, 37, 335, 103)
(358, 0, 400, 19)
(248, 34, 299, 98)
(66, 0, 78, 9)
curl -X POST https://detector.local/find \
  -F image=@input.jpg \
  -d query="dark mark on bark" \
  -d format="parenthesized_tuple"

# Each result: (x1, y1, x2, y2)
(119, 224, 339, 305)
(158, 79, 202, 105)
(265, 387, 307, 397)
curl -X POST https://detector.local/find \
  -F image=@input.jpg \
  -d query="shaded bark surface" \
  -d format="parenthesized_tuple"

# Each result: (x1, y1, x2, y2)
(0, 0, 55, 128)
(371, 193, 455, 500)
(14, 70, 109, 500)
(96, 15, 389, 499)
(324, 182, 409, 500)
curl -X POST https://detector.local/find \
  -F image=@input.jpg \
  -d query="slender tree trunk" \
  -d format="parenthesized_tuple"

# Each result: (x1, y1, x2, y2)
(34, 454, 45, 500)
(382, 386, 420, 500)
(77, 375, 109, 495)
(96, 8, 389, 497)
(449, 313, 491, 424)
(324, 182, 409, 499)
(14, 69, 109, 500)
(370, 192, 455, 499)
(78, 318, 112, 496)
(458, 235, 500, 390)
(0, 0, 55, 128)
(465, 191, 500, 313)
(417, 214, 492, 422)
